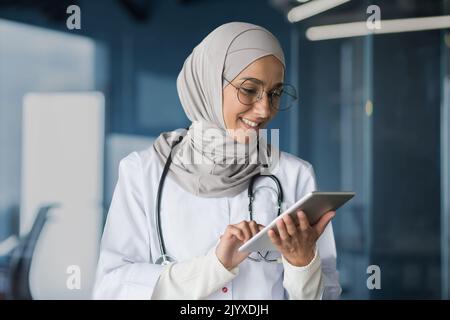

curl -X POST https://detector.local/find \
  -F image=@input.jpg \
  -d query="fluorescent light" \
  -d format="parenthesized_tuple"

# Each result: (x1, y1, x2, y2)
(306, 15, 450, 41)
(288, 0, 350, 23)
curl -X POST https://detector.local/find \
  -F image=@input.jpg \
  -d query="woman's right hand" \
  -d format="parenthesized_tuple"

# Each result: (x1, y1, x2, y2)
(215, 220, 263, 270)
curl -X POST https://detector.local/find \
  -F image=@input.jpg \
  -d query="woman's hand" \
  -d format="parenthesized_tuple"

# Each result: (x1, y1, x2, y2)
(216, 220, 263, 270)
(268, 210, 335, 267)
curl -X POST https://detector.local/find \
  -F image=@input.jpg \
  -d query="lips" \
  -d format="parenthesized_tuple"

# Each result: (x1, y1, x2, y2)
(240, 117, 260, 130)
(241, 118, 258, 127)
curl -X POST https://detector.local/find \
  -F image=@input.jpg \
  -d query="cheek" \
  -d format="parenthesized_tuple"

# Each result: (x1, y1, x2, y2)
(222, 88, 241, 129)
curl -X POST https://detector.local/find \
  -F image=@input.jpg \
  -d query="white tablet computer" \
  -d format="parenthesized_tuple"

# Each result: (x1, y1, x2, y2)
(238, 191, 355, 253)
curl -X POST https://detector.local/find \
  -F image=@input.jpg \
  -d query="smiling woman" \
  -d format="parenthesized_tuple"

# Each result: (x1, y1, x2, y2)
(223, 55, 284, 144)
(93, 22, 341, 300)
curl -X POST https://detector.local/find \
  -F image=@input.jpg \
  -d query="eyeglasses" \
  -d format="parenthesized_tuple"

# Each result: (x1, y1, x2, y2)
(223, 77, 298, 111)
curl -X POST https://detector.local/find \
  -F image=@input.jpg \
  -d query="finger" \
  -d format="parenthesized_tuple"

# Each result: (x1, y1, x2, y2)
(282, 214, 297, 236)
(236, 221, 252, 241)
(257, 224, 265, 231)
(268, 229, 282, 246)
(297, 210, 311, 232)
(313, 211, 335, 235)
(276, 219, 290, 241)
(226, 225, 245, 242)
(248, 220, 259, 236)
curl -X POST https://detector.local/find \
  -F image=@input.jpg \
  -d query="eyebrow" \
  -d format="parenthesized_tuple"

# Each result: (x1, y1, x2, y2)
(239, 77, 284, 89)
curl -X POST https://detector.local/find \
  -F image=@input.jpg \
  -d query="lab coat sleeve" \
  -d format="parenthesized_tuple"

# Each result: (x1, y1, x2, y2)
(282, 163, 342, 300)
(282, 246, 324, 300)
(92, 153, 165, 300)
(151, 243, 239, 300)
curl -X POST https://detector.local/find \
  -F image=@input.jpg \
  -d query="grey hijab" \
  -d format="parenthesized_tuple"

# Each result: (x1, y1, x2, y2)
(153, 22, 285, 198)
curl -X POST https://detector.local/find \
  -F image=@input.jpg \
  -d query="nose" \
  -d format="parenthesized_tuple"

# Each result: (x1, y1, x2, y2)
(253, 92, 272, 119)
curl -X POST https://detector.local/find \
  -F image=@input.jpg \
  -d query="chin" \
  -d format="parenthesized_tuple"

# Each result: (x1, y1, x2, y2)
(227, 120, 261, 144)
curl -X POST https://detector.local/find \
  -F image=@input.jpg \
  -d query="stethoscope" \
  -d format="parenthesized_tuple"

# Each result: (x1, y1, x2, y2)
(154, 134, 283, 265)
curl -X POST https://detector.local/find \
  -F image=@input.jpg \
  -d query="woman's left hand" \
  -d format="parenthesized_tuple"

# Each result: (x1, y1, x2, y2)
(268, 210, 335, 267)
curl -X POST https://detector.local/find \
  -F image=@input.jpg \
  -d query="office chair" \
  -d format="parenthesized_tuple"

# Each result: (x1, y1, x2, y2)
(7, 204, 58, 300)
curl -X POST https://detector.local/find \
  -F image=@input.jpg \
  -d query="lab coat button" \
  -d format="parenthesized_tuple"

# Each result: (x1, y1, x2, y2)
(222, 287, 228, 293)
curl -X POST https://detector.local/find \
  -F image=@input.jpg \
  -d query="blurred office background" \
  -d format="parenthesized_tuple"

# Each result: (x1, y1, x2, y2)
(0, 0, 449, 299)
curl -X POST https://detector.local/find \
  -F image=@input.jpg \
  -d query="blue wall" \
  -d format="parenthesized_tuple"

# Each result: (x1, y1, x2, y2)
(0, 0, 296, 246)
(1, 0, 295, 151)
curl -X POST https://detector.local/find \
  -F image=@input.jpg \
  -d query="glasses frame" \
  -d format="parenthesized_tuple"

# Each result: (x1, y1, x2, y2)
(223, 77, 298, 111)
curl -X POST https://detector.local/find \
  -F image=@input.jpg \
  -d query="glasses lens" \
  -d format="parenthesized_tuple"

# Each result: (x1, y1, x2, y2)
(238, 79, 262, 105)
(274, 84, 297, 111)
(237, 79, 298, 111)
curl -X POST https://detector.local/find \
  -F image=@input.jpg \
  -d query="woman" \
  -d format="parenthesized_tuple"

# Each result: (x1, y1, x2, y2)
(93, 22, 341, 300)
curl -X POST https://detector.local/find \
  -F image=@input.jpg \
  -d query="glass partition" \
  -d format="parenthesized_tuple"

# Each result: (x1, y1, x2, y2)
(294, 1, 447, 299)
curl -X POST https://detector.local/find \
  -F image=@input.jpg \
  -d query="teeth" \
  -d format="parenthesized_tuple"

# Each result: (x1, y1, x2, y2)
(241, 118, 259, 127)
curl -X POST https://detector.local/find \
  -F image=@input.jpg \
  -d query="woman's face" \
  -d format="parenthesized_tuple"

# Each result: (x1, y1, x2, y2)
(222, 55, 284, 144)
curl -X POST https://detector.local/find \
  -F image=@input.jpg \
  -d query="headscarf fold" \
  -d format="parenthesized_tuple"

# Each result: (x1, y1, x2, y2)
(153, 22, 285, 197)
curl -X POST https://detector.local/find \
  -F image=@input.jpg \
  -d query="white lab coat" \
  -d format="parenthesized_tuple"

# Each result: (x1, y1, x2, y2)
(93, 145, 341, 299)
